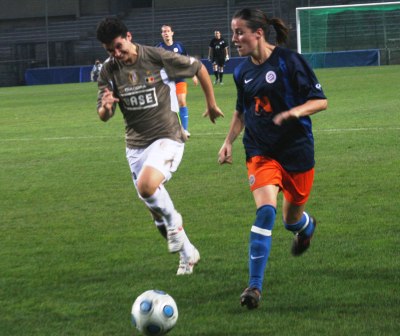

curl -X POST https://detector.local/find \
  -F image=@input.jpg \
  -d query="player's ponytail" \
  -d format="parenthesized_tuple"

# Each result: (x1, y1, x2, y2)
(269, 17, 289, 45)
(233, 8, 289, 46)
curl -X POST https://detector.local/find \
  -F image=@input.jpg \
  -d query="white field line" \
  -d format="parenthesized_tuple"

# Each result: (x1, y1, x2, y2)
(0, 127, 399, 142)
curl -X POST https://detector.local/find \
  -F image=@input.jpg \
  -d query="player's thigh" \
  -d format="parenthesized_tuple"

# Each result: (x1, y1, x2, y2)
(247, 155, 282, 208)
(175, 82, 187, 95)
(281, 168, 314, 223)
(142, 138, 185, 182)
(125, 139, 184, 189)
(176, 82, 187, 107)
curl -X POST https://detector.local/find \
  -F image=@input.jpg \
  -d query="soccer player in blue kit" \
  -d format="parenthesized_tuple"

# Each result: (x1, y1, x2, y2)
(218, 8, 328, 309)
(157, 24, 198, 137)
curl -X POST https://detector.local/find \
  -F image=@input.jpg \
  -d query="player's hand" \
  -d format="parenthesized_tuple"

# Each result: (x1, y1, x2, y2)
(225, 56, 230, 62)
(192, 76, 199, 86)
(208, 57, 212, 63)
(273, 110, 298, 126)
(102, 88, 119, 111)
(218, 143, 233, 165)
(203, 105, 224, 124)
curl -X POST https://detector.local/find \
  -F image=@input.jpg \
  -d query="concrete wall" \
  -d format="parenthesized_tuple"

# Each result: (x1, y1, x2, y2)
(0, 0, 79, 19)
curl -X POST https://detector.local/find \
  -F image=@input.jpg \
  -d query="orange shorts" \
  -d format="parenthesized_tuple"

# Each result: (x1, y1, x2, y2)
(176, 82, 187, 95)
(246, 155, 314, 205)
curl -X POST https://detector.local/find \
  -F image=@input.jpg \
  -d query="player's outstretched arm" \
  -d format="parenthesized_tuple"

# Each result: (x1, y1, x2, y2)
(196, 64, 224, 123)
(218, 110, 244, 164)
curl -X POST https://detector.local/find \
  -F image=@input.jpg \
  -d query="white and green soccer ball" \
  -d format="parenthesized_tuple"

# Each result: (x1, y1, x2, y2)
(131, 290, 178, 336)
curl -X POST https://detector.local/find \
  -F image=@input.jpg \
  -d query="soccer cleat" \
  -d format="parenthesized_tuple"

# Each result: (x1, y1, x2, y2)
(214, 80, 218, 85)
(240, 287, 261, 309)
(291, 216, 317, 256)
(219, 82, 224, 85)
(176, 246, 200, 275)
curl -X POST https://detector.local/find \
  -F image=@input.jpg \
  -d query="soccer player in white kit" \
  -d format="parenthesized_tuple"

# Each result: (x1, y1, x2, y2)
(96, 17, 224, 275)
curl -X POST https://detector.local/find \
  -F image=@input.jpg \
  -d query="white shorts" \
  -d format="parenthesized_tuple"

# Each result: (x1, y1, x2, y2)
(126, 138, 185, 186)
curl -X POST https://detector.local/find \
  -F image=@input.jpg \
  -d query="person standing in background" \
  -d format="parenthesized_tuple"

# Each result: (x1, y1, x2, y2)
(91, 59, 103, 82)
(208, 30, 229, 85)
(157, 24, 198, 137)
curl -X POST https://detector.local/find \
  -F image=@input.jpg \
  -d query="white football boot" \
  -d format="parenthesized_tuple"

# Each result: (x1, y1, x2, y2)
(176, 246, 200, 275)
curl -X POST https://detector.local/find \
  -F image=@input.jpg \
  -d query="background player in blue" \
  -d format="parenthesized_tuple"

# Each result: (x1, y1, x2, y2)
(157, 24, 198, 137)
(218, 8, 328, 309)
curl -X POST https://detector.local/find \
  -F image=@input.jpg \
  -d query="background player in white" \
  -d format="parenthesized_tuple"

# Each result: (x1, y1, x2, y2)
(90, 59, 102, 82)
(96, 17, 224, 275)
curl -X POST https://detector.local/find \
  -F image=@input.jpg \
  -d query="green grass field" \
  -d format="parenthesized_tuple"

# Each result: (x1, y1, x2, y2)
(1, 65, 399, 336)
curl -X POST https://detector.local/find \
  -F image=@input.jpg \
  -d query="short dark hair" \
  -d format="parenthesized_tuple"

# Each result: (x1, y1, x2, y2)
(161, 24, 173, 31)
(96, 17, 128, 44)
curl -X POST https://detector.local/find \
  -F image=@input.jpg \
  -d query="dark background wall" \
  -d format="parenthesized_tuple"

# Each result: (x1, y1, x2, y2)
(0, 0, 392, 86)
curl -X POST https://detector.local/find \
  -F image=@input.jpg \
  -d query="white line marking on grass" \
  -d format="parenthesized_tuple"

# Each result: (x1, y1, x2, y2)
(0, 135, 122, 142)
(315, 127, 400, 133)
(0, 127, 399, 142)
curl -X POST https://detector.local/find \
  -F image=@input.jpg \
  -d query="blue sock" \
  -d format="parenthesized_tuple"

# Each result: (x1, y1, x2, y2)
(284, 212, 314, 237)
(248, 205, 276, 292)
(179, 106, 189, 130)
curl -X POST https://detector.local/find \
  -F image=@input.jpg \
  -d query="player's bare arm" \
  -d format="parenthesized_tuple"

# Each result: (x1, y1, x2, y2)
(218, 110, 244, 164)
(273, 98, 328, 126)
(196, 64, 224, 123)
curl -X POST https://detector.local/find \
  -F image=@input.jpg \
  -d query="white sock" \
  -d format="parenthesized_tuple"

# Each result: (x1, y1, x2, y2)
(143, 186, 179, 229)
(178, 231, 194, 259)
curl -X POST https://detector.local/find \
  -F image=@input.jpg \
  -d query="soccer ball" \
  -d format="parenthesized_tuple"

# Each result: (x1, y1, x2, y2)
(131, 290, 178, 336)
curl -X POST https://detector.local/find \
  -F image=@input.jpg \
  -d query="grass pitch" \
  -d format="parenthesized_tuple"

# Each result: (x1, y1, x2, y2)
(1, 65, 399, 335)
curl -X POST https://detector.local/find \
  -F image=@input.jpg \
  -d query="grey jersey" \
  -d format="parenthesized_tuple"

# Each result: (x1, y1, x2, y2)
(97, 43, 202, 148)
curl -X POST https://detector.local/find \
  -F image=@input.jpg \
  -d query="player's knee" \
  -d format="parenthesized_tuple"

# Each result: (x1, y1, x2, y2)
(137, 179, 158, 198)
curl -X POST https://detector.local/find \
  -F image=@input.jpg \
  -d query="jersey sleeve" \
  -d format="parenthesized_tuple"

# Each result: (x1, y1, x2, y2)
(288, 53, 327, 101)
(96, 59, 118, 114)
(177, 42, 188, 56)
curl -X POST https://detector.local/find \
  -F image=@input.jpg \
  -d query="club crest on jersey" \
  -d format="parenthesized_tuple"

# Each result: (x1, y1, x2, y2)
(128, 71, 139, 85)
(265, 71, 277, 84)
(249, 174, 255, 186)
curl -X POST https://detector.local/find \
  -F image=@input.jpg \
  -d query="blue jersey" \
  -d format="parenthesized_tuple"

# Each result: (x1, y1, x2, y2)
(156, 41, 188, 83)
(234, 46, 326, 172)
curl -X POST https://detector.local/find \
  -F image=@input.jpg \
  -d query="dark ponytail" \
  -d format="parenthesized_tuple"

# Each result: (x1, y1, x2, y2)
(233, 8, 289, 45)
(269, 17, 289, 45)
